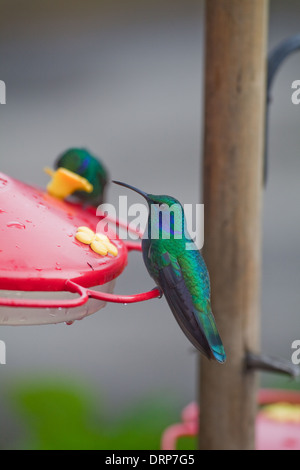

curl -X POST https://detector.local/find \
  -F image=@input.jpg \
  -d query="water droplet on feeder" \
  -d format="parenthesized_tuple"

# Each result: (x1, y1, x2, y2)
(7, 222, 26, 229)
(65, 321, 74, 326)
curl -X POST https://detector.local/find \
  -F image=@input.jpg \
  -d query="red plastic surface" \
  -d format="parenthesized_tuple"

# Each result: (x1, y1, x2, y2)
(0, 173, 127, 291)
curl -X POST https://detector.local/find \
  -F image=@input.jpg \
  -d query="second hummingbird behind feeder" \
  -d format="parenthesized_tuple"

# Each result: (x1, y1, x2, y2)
(45, 148, 109, 206)
(56, 148, 109, 206)
(113, 181, 226, 363)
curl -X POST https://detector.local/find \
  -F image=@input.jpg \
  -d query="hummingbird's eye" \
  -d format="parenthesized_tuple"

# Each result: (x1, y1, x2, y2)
(159, 203, 169, 211)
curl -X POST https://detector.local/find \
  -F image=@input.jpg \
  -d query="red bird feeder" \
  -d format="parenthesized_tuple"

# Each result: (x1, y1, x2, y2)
(0, 172, 160, 325)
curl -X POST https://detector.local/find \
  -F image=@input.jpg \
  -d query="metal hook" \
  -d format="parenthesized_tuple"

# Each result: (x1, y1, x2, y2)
(246, 351, 300, 378)
(254, 37, 300, 379)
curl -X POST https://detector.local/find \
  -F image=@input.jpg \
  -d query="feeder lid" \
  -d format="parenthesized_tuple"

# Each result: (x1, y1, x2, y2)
(0, 172, 128, 292)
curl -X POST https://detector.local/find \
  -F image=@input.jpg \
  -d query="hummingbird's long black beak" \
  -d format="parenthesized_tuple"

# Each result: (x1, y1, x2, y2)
(112, 180, 150, 201)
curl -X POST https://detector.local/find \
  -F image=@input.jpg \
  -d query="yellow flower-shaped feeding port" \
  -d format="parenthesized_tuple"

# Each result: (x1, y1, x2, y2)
(75, 226, 118, 257)
(262, 403, 300, 423)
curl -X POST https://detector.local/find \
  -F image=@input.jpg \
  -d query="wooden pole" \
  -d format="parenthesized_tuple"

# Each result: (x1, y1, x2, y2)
(199, 0, 269, 450)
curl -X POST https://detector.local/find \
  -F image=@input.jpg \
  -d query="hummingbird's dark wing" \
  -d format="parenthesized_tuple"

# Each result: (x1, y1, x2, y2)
(155, 251, 226, 363)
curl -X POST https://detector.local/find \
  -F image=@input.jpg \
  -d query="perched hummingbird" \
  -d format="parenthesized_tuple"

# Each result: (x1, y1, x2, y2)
(113, 181, 226, 363)
(55, 148, 109, 206)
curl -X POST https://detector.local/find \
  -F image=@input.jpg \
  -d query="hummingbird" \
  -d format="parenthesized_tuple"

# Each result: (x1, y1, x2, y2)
(54, 148, 109, 206)
(113, 181, 226, 363)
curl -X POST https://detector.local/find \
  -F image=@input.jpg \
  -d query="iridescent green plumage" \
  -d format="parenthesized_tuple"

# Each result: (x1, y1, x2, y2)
(56, 148, 108, 206)
(113, 181, 226, 363)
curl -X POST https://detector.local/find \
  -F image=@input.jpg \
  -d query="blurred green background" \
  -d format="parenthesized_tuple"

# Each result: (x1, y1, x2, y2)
(0, 0, 300, 449)
(5, 375, 196, 450)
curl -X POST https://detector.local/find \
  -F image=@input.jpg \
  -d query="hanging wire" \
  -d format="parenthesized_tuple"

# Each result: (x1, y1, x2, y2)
(264, 35, 300, 185)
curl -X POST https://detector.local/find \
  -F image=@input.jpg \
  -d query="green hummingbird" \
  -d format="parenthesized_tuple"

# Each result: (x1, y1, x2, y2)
(113, 181, 226, 363)
(55, 148, 109, 206)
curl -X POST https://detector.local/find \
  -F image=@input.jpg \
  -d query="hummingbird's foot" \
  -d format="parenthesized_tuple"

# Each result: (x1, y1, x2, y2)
(246, 352, 300, 378)
(153, 286, 163, 299)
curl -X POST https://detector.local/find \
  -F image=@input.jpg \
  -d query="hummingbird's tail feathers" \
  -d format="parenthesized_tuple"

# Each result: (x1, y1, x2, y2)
(196, 309, 226, 363)
(158, 264, 226, 362)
